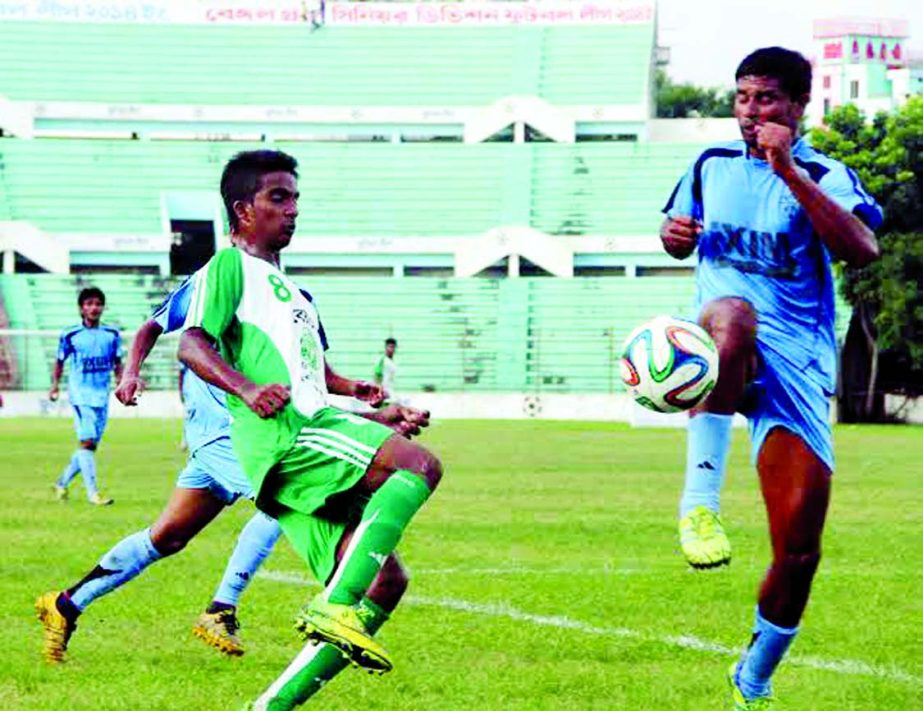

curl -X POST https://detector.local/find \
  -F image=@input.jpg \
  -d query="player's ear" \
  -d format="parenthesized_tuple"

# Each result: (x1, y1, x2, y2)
(232, 199, 253, 230)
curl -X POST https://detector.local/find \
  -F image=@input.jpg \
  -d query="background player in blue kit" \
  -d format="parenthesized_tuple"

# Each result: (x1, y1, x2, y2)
(661, 47, 881, 708)
(49, 287, 122, 506)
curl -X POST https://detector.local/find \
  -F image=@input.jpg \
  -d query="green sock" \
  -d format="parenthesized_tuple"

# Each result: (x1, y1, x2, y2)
(325, 471, 431, 606)
(258, 599, 389, 710)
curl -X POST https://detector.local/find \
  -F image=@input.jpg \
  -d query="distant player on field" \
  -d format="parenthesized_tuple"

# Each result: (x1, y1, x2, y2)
(49, 287, 122, 506)
(178, 149, 443, 707)
(35, 268, 429, 669)
(661, 47, 881, 708)
(374, 337, 407, 404)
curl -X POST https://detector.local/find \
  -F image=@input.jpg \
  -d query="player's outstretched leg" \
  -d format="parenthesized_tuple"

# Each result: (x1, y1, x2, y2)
(193, 511, 282, 656)
(729, 429, 829, 708)
(35, 488, 225, 663)
(678, 298, 756, 568)
(76, 444, 113, 506)
(298, 435, 442, 672)
(55, 449, 81, 501)
(252, 554, 408, 709)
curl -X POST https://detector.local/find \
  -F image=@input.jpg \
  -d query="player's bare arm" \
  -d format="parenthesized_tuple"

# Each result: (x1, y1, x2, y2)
(365, 404, 431, 439)
(660, 215, 701, 260)
(178, 327, 290, 418)
(48, 360, 64, 401)
(324, 361, 385, 405)
(116, 319, 163, 405)
(757, 122, 880, 267)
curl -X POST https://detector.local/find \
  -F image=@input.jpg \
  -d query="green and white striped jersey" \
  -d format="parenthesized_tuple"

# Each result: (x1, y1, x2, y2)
(185, 247, 329, 491)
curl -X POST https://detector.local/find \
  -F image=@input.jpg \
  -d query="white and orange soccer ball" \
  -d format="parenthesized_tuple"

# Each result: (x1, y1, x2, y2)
(619, 315, 719, 413)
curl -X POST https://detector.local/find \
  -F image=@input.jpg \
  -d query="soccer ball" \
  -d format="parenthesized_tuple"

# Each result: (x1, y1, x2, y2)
(619, 315, 719, 413)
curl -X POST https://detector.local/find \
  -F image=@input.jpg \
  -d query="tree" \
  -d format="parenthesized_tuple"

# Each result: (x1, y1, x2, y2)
(654, 70, 734, 119)
(809, 98, 923, 420)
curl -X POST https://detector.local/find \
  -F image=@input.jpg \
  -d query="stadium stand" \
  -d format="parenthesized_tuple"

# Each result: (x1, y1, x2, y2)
(0, 138, 695, 238)
(0, 272, 855, 394)
(0, 22, 652, 108)
(0, 2, 853, 399)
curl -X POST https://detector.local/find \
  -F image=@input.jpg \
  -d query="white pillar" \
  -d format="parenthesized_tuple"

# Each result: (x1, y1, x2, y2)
(3, 250, 15, 274)
(508, 253, 520, 278)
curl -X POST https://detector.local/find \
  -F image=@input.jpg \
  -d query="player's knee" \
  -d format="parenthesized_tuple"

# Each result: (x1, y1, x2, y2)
(419, 451, 443, 491)
(702, 298, 758, 351)
(149, 527, 190, 557)
(779, 548, 821, 578)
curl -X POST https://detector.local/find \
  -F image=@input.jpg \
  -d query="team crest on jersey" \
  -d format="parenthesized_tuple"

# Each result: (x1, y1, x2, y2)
(292, 307, 319, 333)
(778, 187, 802, 220)
(293, 308, 320, 374)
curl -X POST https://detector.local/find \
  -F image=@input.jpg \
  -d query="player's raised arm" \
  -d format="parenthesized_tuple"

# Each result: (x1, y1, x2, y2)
(757, 122, 880, 267)
(178, 327, 289, 419)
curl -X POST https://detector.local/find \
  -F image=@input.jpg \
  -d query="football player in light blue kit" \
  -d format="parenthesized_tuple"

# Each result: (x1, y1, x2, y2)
(49, 287, 122, 506)
(36, 276, 428, 663)
(661, 48, 881, 708)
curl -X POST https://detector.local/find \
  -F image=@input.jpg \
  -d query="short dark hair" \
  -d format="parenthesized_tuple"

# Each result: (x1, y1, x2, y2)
(385, 338, 397, 346)
(220, 150, 299, 231)
(735, 47, 812, 101)
(78, 287, 105, 306)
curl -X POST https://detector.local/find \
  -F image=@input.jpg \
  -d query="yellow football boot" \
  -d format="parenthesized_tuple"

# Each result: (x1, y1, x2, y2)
(192, 609, 245, 656)
(294, 597, 392, 674)
(679, 505, 731, 568)
(35, 591, 76, 663)
(728, 661, 775, 709)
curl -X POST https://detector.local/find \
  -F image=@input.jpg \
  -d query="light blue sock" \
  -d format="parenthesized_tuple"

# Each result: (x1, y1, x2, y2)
(56, 451, 81, 488)
(737, 607, 799, 699)
(69, 529, 162, 611)
(212, 512, 282, 607)
(679, 413, 733, 517)
(75, 449, 98, 498)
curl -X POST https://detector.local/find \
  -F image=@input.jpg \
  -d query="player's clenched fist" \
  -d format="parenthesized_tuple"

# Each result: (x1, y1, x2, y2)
(755, 122, 794, 176)
(660, 215, 701, 260)
(240, 382, 290, 418)
(115, 374, 146, 406)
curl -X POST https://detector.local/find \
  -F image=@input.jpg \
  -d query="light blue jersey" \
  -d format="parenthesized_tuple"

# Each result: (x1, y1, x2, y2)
(56, 324, 121, 407)
(664, 138, 883, 468)
(151, 277, 329, 455)
(152, 278, 230, 454)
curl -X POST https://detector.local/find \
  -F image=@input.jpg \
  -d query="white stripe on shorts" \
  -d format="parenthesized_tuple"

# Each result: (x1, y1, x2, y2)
(299, 427, 378, 455)
(295, 438, 371, 471)
(295, 432, 373, 465)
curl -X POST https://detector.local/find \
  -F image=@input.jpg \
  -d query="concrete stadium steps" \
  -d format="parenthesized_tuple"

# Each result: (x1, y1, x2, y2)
(530, 143, 702, 236)
(0, 139, 697, 237)
(0, 273, 714, 394)
(0, 23, 651, 106)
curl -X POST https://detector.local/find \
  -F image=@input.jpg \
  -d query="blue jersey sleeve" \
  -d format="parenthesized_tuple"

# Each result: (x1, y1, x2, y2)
(151, 278, 194, 334)
(817, 164, 884, 230)
(662, 160, 699, 220)
(56, 330, 75, 362)
(112, 330, 123, 361)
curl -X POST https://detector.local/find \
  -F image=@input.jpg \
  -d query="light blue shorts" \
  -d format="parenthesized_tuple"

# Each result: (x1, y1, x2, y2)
(72, 404, 108, 443)
(744, 348, 834, 472)
(176, 437, 255, 504)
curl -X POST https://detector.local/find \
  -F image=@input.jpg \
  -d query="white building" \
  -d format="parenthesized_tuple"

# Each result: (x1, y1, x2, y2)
(809, 17, 922, 125)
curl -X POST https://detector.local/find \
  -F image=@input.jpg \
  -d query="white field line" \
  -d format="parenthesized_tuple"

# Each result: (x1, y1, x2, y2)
(259, 569, 922, 686)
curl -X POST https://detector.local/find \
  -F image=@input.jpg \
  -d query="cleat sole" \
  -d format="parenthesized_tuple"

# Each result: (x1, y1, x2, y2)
(191, 625, 245, 657)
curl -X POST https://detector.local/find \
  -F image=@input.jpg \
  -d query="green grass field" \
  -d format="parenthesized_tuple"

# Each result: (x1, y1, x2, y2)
(1, 418, 921, 710)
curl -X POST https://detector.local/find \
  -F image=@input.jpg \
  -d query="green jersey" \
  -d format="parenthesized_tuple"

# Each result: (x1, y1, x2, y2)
(186, 247, 329, 493)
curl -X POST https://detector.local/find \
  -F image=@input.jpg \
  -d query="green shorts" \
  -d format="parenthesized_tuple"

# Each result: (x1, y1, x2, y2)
(260, 406, 394, 583)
